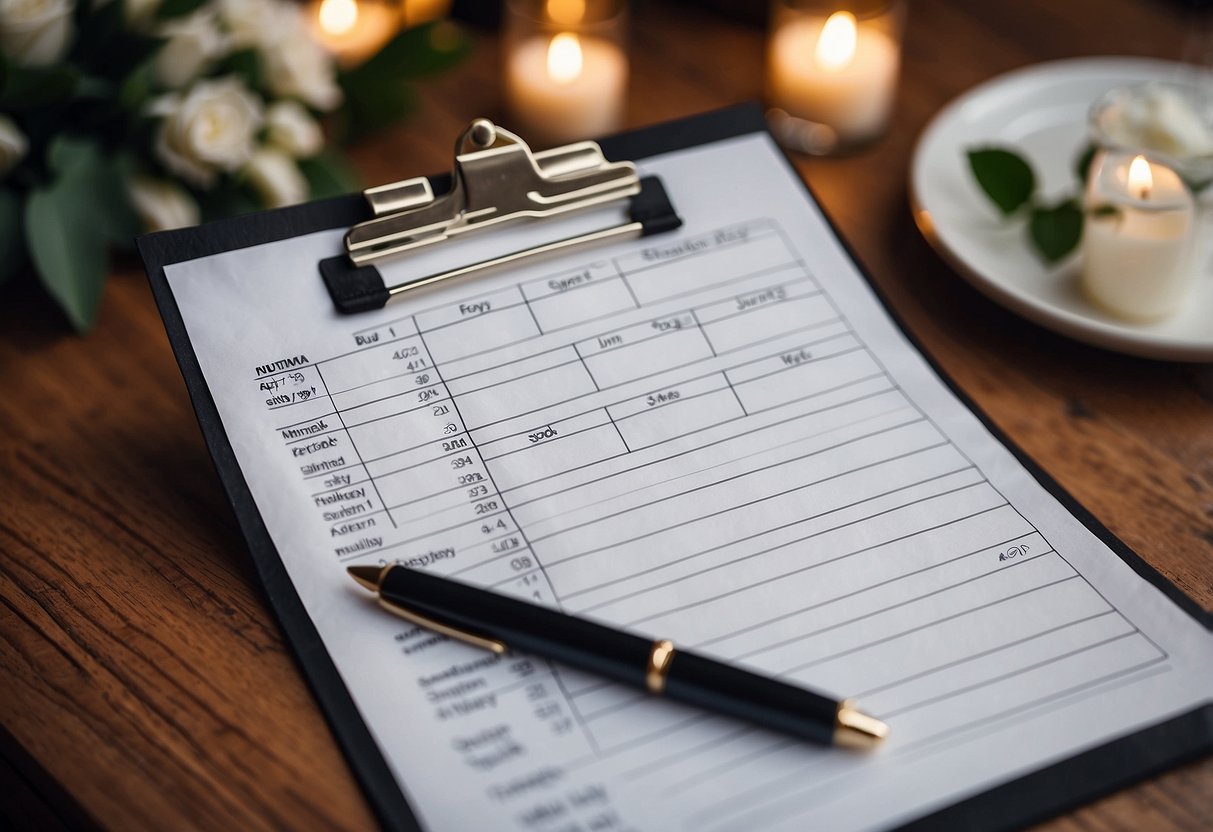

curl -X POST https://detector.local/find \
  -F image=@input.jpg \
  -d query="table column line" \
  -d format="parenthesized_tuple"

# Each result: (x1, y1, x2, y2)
(313, 364, 397, 529)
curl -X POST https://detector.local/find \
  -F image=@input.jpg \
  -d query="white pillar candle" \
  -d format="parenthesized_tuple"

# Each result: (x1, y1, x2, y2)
(767, 10, 900, 145)
(506, 32, 627, 144)
(1082, 153, 1197, 321)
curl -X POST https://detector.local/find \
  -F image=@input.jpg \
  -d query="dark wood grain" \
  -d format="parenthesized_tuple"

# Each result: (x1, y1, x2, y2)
(1, 1, 1210, 829)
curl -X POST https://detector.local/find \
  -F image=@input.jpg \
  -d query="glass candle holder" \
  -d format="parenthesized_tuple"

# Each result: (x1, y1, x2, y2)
(1088, 80, 1213, 188)
(766, 0, 904, 155)
(504, 0, 629, 146)
(1082, 150, 1198, 321)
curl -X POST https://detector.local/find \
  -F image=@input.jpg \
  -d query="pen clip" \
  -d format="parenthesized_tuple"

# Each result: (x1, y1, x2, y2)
(376, 595, 508, 656)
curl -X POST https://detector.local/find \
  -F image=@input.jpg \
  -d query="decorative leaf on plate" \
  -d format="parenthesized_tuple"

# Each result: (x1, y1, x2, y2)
(1074, 143, 1098, 186)
(967, 147, 1036, 215)
(1028, 198, 1083, 263)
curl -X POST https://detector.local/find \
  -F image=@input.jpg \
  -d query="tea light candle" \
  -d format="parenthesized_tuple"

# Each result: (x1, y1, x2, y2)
(310, 0, 398, 67)
(505, 31, 627, 144)
(767, 10, 899, 145)
(1083, 153, 1197, 320)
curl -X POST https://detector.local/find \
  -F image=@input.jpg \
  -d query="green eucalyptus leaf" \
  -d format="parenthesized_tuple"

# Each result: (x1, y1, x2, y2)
(1074, 143, 1097, 186)
(299, 150, 362, 199)
(0, 188, 27, 285)
(967, 147, 1036, 215)
(1028, 198, 1083, 263)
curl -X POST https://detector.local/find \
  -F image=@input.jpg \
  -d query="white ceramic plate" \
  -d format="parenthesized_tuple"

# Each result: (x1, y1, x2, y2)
(910, 57, 1213, 362)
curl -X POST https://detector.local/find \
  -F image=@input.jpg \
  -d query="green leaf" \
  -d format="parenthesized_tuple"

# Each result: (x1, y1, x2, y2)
(1074, 143, 1097, 186)
(0, 60, 79, 109)
(1028, 198, 1083, 263)
(221, 49, 262, 90)
(197, 184, 260, 223)
(72, 1, 165, 80)
(336, 75, 417, 139)
(1182, 176, 1211, 194)
(0, 188, 27, 285)
(967, 147, 1036, 215)
(299, 150, 362, 199)
(23, 137, 134, 330)
(154, 0, 207, 18)
(345, 20, 471, 81)
(1088, 203, 1122, 220)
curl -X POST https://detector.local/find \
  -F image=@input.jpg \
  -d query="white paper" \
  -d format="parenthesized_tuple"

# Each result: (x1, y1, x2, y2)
(166, 133, 1213, 832)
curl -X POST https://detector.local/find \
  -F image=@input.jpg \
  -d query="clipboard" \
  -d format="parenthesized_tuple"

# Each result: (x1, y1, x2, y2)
(137, 104, 1212, 832)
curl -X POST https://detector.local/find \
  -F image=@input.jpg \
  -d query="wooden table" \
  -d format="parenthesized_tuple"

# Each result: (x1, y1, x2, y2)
(2, 1, 1210, 828)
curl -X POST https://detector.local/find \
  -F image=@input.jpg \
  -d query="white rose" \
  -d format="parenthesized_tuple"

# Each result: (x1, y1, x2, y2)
(0, 114, 28, 177)
(0, 0, 74, 66)
(152, 77, 264, 188)
(266, 100, 323, 158)
(128, 175, 200, 232)
(261, 25, 342, 111)
(125, 0, 160, 24)
(218, 0, 286, 48)
(154, 10, 227, 89)
(244, 147, 308, 208)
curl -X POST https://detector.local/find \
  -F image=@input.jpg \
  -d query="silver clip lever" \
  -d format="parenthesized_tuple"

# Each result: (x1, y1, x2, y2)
(319, 119, 682, 314)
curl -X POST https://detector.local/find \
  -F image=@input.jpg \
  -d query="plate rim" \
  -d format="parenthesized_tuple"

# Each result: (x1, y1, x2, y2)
(909, 55, 1213, 363)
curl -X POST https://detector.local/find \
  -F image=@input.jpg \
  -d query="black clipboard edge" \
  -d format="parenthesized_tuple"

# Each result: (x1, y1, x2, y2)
(139, 218, 420, 831)
(137, 102, 1211, 832)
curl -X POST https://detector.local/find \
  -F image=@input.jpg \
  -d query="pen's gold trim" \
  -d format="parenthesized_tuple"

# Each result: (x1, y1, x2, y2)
(348, 564, 391, 591)
(646, 639, 676, 695)
(833, 700, 889, 750)
(377, 597, 508, 655)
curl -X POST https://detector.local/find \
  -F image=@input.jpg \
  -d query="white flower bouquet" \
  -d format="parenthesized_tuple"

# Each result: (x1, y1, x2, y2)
(0, 0, 467, 329)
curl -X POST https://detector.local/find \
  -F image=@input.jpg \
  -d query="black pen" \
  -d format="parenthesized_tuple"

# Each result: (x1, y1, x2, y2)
(348, 564, 888, 749)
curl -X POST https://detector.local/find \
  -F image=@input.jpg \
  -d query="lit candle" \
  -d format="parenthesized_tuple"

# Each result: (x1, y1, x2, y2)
(1086, 154, 1198, 325)
(401, 0, 450, 27)
(506, 30, 626, 144)
(309, 0, 399, 68)
(767, 9, 900, 147)
(1082, 153, 1197, 321)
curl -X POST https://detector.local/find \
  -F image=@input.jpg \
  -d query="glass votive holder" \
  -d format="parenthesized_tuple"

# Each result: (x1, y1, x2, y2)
(765, 0, 904, 155)
(1088, 80, 1213, 189)
(503, 0, 629, 147)
(1082, 150, 1198, 321)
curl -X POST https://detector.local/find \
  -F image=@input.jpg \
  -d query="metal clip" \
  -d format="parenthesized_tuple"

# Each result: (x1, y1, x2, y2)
(319, 118, 681, 313)
(348, 118, 640, 267)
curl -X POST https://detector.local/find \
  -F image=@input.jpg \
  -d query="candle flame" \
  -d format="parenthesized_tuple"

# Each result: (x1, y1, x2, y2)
(1127, 155, 1152, 200)
(547, 32, 583, 84)
(319, 0, 358, 35)
(816, 11, 857, 71)
(546, 0, 585, 25)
